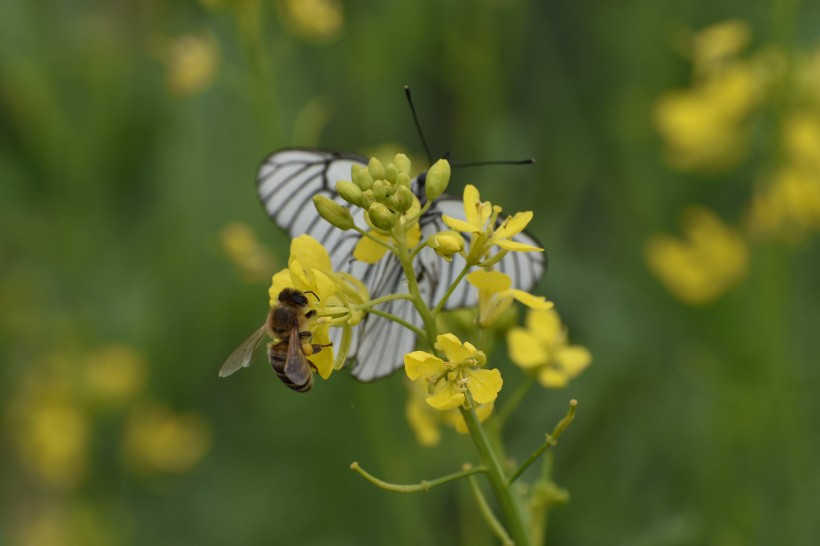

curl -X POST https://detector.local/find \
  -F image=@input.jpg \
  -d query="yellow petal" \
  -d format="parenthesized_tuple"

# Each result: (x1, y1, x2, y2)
(311, 269, 337, 301)
(443, 215, 479, 234)
(494, 239, 543, 252)
(426, 382, 465, 410)
(308, 325, 334, 379)
(507, 328, 549, 367)
(404, 351, 445, 380)
(526, 309, 562, 342)
(463, 184, 482, 225)
(353, 233, 388, 263)
(466, 270, 512, 293)
(494, 211, 533, 239)
(290, 235, 332, 272)
(538, 367, 570, 388)
(511, 290, 553, 309)
(269, 270, 294, 307)
(407, 222, 421, 248)
(464, 368, 502, 404)
(556, 346, 592, 377)
(434, 333, 473, 363)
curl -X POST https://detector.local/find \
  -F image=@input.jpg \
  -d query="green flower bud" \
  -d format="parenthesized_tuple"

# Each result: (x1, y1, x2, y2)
(390, 185, 414, 213)
(368, 157, 385, 181)
(372, 179, 389, 201)
(352, 164, 373, 190)
(313, 195, 354, 230)
(368, 202, 396, 231)
(427, 230, 465, 261)
(425, 159, 451, 201)
(360, 189, 375, 209)
(396, 172, 411, 188)
(393, 154, 411, 176)
(385, 164, 398, 184)
(336, 180, 363, 206)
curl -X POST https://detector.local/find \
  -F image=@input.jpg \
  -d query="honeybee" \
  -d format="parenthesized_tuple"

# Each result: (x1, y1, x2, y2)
(219, 288, 331, 392)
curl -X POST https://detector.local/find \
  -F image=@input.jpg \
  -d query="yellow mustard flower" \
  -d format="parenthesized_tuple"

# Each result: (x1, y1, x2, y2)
(466, 270, 553, 328)
(748, 166, 820, 243)
(405, 379, 495, 447)
(508, 308, 591, 389)
(645, 206, 748, 305)
(82, 344, 147, 408)
(165, 34, 218, 96)
(278, 0, 344, 43)
(220, 221, 276, 282)
(443, 185, 542, 264)
(690, 20, 751, 75)
(122, 403, 211, 474)
(404, 333, 502, 410)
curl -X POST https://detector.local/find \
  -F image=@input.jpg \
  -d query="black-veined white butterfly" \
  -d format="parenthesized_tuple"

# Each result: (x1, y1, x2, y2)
(257, 148, 546, 381)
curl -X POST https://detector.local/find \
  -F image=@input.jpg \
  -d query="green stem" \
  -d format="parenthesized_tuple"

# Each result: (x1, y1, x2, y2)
(350, 462, 487, 492)
(354, 293, 416, 310)
(395, 239, 438, 349)
(468, 473, 514, 546)
(508, 437, 554, 485)
(365, 308, 428, 343)
(432, 262, 472, 315)
(460, 403, 531, 546)
(352, 226, 397, 253)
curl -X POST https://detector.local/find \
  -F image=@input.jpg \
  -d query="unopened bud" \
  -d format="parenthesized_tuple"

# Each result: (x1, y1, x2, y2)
(385, 164, 398, 183)
(336, 181, 363, 206)
(425, 159, 451, 201)
(396, 172, 411, 188)
(368, 157, 385, 181)
(390, 185, 414, 213)
(372, 179, 389, 201)
(313, 195, 354, 230)
(393, 154, 411, 176)
(352, 164, 373, 190)
(360, 189, 375, 209)
(427, 230, 465, 261)
(368, 202, 395, 231)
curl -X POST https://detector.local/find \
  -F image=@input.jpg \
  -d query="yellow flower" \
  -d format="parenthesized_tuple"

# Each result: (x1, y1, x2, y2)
(427, 230, 465, 261)
(165, 34, 218, 96)
(690, 20, 751, 75)
(278, 0, 344, 43)
(269, 235, 368, 378)
(748, 165, 820, 243)
(82, 344, 147, 408)
(405, 379, 495, 447)
(645, 206, 748, 305)
(220, 221, 276, 282)
(404, 333, 502, 410)
(466, 270, 553, 328)
(508, 308, 591, 389)
(442, 185, 542, 266)
(122, 403, 211, 474)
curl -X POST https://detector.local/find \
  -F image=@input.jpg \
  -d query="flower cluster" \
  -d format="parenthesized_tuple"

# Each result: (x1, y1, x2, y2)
(269, 235, 369, 378)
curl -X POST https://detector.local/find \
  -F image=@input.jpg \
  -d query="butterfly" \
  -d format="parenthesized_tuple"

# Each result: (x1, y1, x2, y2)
(256, 148, 546, 381)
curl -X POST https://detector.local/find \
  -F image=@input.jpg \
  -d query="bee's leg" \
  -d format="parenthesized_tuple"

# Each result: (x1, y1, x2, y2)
(298, 330, 313, 342)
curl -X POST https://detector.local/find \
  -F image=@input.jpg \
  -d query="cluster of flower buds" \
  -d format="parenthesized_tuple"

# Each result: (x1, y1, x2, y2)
(312, 154, 451, 235)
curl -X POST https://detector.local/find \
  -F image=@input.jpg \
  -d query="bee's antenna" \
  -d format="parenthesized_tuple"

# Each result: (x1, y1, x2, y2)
(450, 158, 535, 169)
(303, 290, 319, 302)
(404, 85, 433, 165)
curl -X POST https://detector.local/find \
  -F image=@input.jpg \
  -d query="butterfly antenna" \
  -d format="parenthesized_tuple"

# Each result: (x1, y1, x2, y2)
(450, 158, 535, 169)
(404, 85, 433, 165)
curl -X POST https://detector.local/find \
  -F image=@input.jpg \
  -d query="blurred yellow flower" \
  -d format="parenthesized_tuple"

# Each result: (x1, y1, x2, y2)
(748, 166, 820, 243)
(220, 222, 276, 282)
(278, 0, 344, 43)
(404, 333, 501, 410)
(14, 390, 90, 489)
(466, 270, 552, 328)
(166, 34, 218, 96)
(690, 20, 751, 75)
(645, 206, 748, 305)
(82, 344, 147, 408)
(508, 308, 591, 389)
(122, 403, 211, 474)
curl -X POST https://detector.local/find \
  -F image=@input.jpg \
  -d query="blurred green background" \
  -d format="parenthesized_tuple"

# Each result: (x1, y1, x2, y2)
(2, 0, 819, 544)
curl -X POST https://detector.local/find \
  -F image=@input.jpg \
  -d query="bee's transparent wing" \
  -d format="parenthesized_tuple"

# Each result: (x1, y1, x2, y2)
(219, 324, 268, 378)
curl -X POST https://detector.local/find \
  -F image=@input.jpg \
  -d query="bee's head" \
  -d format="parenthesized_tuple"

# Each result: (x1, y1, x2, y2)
(279, 288, 309, 307)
